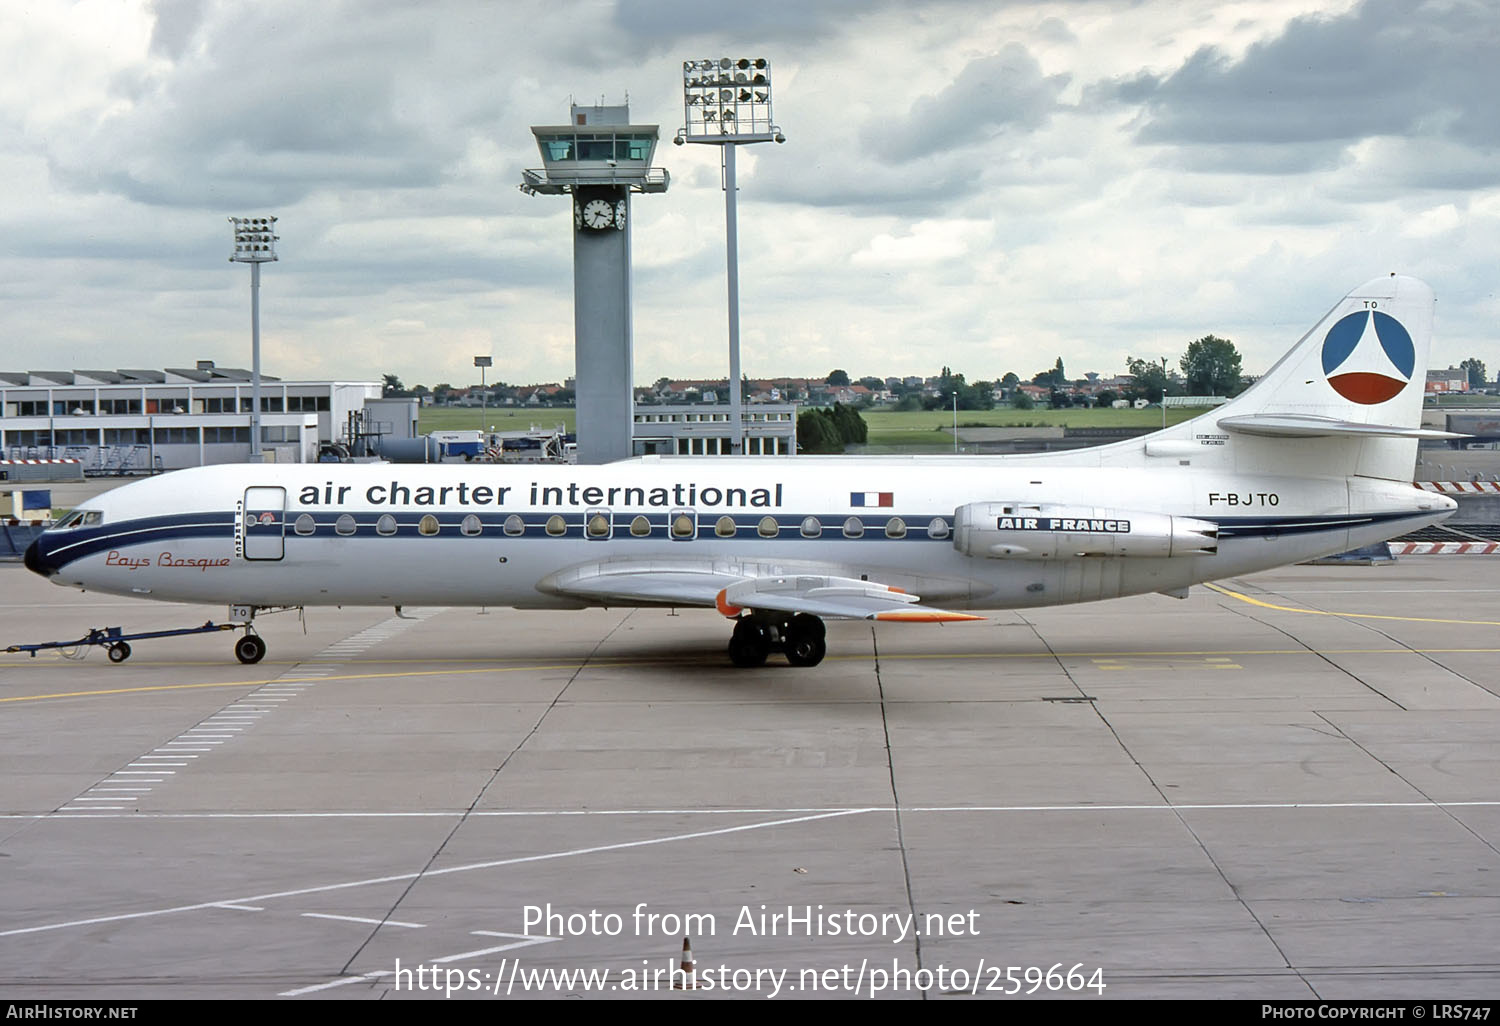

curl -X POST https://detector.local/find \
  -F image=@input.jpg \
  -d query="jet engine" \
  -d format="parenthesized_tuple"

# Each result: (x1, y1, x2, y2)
(953, 502, 1218, 559)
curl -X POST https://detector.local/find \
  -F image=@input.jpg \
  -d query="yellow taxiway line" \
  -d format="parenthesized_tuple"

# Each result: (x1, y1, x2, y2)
(1206, 582, 1500, 627)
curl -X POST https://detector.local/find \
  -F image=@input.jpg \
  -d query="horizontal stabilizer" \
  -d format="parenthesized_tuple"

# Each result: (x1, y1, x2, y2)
(1217, 414, 1464, 440)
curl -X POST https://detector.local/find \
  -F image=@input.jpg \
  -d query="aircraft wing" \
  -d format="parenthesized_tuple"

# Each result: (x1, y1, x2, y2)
(1217, 414, 1464, 439)
(538, 560, 981, 622)
(718, 574, 982, 622)
(541, 565, 744, 607)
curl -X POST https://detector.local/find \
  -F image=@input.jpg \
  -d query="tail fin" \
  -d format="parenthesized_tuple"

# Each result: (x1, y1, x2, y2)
(1205, 274, 1448, 481)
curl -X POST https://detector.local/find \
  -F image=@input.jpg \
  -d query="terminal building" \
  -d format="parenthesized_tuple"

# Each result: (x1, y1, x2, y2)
(0, 365, 385, 471)
(632, 403, 798, 456)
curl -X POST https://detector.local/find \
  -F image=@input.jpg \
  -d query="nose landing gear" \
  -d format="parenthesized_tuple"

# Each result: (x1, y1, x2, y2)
(234, 632, 267, 665)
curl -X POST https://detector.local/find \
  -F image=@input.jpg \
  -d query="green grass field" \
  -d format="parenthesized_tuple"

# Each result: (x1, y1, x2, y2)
(419, 406, 575, 435)
(860, 406, 1200, 448)
(418, 402, 1214, 451)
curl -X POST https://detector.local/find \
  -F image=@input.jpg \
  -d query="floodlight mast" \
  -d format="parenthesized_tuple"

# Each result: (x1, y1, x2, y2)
(475, 355, 492, 436)
(675, 57, 784, 456)
(228, 216, 279, 460)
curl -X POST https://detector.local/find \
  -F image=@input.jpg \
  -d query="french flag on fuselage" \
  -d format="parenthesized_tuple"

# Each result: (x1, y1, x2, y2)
(850, 491, 894, 508)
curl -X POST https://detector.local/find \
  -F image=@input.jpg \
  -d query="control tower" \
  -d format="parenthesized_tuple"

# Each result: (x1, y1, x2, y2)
(521, 103, 669, 464)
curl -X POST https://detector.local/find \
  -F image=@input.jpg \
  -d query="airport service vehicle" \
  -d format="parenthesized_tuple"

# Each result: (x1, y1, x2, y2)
(24, 275, 1458, 667)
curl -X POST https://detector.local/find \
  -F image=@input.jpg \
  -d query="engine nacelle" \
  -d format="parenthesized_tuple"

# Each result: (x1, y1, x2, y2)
(952, 502, 1218, 559)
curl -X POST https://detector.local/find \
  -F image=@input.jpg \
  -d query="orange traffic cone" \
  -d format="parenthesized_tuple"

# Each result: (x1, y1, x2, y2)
(673, 936, 697, 990)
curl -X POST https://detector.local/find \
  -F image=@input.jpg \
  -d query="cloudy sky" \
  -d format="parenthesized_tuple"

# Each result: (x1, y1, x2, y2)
(3, 0, 1497, 390)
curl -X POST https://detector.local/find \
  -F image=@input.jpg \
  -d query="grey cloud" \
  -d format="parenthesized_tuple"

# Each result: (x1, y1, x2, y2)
(866, 44, 1069, 164)
(1095, 0, 1500, 179)
(610, 0, 907, 48)
(147, 0, 209, 60)
(47, 2, 497, 209)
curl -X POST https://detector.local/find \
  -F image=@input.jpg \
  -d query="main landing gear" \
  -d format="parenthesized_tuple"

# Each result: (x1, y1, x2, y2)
(728, 613, 827, 668)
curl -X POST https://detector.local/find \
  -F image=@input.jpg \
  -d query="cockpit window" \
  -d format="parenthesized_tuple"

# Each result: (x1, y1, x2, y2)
(55, 510, 103, 529)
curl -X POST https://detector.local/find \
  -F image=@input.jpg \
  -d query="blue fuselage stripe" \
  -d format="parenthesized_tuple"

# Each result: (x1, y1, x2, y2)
(34, 508, 1431, 572)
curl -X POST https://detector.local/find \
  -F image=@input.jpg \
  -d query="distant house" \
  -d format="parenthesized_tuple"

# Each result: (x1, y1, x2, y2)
(1427, 369, 1469, 394)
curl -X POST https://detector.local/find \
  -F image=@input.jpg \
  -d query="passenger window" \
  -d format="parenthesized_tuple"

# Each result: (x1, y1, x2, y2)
(503, 514, 525, 537)
(927, 517, 950, 540)
(671, 512, 695, 539)
(885, 517, 907, 539)
(460, 514, 482, 537)
(715, 515, 737, 538)
(376, 514, 398, 536)
(294, 513, 316, 536)
(418, 514, 440, 536)
(800, 516, 821, 538)
(630, 515, 651, 537)
(545, 515, 567, 537)
(335, 513, 357, 536)
(587, 512, 611, 538)
(757, 516, 779, 538)
(843, 517, 864, 538)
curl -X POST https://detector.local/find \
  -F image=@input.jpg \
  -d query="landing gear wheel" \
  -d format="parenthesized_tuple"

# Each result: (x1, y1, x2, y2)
(784, 615, 827, 667)
(789, 613, 825, 641)
(234, 634, 267, 665)
(107, 642, 131, 663)
(727, 619, 770, 668)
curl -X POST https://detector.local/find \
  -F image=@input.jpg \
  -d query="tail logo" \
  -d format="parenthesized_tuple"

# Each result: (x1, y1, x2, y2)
(1321, 310, 1415, 405)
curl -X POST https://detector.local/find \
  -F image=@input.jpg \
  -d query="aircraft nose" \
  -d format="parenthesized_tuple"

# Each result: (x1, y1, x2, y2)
(23, 538, 55, 578)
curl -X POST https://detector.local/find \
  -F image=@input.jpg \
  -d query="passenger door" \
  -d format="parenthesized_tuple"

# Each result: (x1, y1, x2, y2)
(242, 486, 286, 561)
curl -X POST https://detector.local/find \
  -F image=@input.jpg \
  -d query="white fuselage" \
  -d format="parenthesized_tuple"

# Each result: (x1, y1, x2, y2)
(30, 455, 1452, 613)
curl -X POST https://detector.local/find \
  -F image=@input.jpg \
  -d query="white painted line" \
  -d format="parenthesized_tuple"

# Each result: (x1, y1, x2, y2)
(90, 788, 152, 792)
(0, 810, 869, 939)
(300, 913, 426, 928)
(279, 970, 392, 997)
(74, 797, 137, 801)
(430, 933, 561, 964)
(129, 763, 186, 768)
(213, 903, 264, 912)
(60, 806, 126, 811)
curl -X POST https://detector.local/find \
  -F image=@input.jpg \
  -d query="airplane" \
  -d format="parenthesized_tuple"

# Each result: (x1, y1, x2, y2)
(23, 274, 1460, 668)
